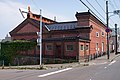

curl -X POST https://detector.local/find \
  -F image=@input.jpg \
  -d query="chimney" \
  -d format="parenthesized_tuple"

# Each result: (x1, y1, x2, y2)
(28, 6, 30, 12)
(54, 16, 56, 22)
(27, 6, 31, 18)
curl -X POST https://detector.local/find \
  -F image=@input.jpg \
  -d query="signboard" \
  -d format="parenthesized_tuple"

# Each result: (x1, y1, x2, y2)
(105, 28, 110, 33)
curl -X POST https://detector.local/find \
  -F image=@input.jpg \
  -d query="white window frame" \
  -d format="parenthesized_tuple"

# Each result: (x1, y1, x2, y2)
(102, 31, 104, 36)
(86, 45, 89, 50)
(80, 45, 84, 51)
(96, 32, 99, 37)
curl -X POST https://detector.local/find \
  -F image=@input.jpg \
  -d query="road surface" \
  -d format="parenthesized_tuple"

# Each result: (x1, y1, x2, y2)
(0, 57, 120, 80)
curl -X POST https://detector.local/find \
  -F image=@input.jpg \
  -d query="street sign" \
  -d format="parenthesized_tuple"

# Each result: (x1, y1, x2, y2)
(105, 28, 110, 33)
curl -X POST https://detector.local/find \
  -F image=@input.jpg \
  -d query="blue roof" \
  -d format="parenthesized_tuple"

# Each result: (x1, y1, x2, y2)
(30, 18, 77, 31)
(46, 21, 77, 30)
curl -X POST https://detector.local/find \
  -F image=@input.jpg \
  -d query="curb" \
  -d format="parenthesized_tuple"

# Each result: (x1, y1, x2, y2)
(1, 54, 120, 70)
(110, 54, 120, 62)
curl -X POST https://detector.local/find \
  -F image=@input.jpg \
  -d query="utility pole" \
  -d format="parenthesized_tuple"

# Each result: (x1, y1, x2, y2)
(39, 9, 42, 66)
(19, 7, 43, 67)
(115, 24, 117, 55)
(106, 1, 110, 59)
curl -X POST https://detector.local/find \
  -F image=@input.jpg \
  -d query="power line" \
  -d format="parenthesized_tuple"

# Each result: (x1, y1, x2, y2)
(31, 0, 40, 10)
(108, 0, 116, 10)
(79, 0, 115, 27)
(94, 0, 115, 25)
(108, 0, 120, 27)
(85, 0, 106, 21)
(79, 0, 106, 25)
(112, 0, 119, 9)
(95, 0, 106, 13)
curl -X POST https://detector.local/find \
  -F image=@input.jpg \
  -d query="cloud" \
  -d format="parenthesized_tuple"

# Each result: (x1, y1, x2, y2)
(0, 1, 26, 38)
(42, 10, 74, 22)
(26, 6, 75, 22)
(0, 0, 76, 39)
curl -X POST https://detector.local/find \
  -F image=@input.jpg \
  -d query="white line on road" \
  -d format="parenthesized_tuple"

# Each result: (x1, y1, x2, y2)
(109, 60, 116, 66)
(38, 68, 72, 78)
(91, 62, 107, 65)
(104, 67, 107, 69)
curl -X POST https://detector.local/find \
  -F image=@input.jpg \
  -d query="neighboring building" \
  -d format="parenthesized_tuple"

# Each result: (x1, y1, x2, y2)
(111, 28, 120, 52)
(0, 39, 2, 42)
(10, 7, 109, 63)
(2, 34, 11, 42)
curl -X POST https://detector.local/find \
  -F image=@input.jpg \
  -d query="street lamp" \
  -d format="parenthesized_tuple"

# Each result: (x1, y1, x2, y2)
(36, 10, 42, 67)
(106, 1, 120, 59)
(19, 7, 43, 67)
(115, 24, 118, 55)
(39, 9, 42, 66)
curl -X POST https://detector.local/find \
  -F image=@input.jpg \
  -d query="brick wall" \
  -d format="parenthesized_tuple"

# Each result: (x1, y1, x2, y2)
(76, 12, 107, 56)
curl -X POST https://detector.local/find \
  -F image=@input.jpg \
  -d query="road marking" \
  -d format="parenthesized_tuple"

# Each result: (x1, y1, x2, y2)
(38, 68, 72, 78)
(104, 67, 107, 69)
(99, 62, 107, 65)
(91, 62, 107, 65)
(109, 60, 116, 66)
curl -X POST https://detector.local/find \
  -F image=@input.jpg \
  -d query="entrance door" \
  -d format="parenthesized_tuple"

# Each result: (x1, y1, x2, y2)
(96, 43, 98, 56)
(102, 42, 104, 53)
(55, 45, 61, 58)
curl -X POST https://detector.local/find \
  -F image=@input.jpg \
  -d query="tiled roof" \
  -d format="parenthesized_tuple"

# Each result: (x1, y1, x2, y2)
(30, 19, 77, 31)
(30, 18, 40, 25)
(32, 14, 56, 22)
(46, 21, 77, 30)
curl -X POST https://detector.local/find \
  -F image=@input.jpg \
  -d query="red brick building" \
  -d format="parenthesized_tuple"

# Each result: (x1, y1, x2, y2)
(10, 8, 108, 63)
(76, 12, 107, 59)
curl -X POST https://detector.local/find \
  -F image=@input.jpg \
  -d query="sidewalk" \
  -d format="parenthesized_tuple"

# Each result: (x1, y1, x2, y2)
(84, 52, 120, 66)
(0, 53, 120, 70)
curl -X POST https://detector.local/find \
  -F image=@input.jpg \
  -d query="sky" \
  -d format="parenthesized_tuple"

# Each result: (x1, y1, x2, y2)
(0, 0, 120, 39)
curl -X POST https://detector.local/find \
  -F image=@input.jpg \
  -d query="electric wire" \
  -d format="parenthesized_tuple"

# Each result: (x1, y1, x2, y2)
(112, 0, 119, 9)
(108, 0, 116, 10)
(95, 0, 106, 13)
(86, 0, 106, 21)
(79, 0, 106, 25)
(95, 0, 114, 27)
(31, 0, 40, 10)
(79, 0, 115, 27)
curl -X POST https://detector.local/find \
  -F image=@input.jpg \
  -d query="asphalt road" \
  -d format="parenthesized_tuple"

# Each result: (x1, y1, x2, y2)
(0, 57, 120, 80)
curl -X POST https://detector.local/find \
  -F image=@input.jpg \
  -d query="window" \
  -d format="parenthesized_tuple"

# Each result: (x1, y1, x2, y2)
(66, 44, 74, 51)
(102, 42, 104, 52)
(102, 32, 104, 36)
(81, 45, 84, 50)
(96, 32, 99, 37)
(46, 45, 52, 51)
(96, 43, 98, 50)
(86, 45, 89, 50)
